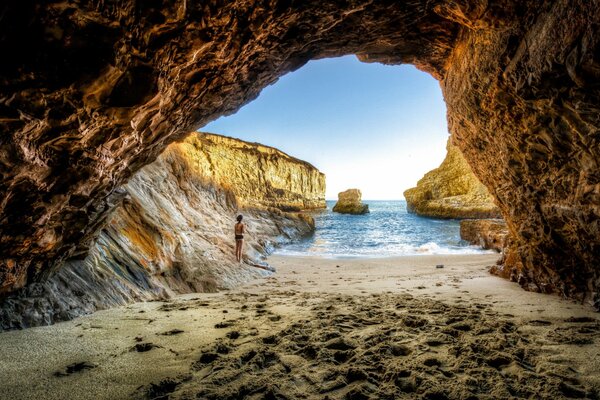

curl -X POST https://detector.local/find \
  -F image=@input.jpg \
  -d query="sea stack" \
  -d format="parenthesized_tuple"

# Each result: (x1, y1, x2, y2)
(333, 189, 369, 215)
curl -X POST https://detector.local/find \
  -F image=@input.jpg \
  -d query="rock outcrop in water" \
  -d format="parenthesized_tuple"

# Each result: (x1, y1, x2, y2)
(0, 2, 599, 308)
(0, 133, 322, 330)
(333, 189, 369, 215)
(404, 140, 501, 219)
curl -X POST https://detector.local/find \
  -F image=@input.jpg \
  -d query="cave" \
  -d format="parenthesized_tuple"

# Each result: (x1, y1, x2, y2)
(1, 0, 599, 315)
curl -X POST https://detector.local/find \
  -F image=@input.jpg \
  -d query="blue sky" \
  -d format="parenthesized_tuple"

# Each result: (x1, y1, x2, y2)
(202, 55, 449, 200)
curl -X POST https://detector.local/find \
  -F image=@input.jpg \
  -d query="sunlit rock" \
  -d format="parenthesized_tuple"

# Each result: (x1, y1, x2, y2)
(404, 140, 501, 219)
(188, 133, 326, 211)
(333, 189, 369, 215)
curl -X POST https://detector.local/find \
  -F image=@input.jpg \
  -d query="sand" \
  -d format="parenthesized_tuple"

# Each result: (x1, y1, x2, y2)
(1, 254, 599, 399)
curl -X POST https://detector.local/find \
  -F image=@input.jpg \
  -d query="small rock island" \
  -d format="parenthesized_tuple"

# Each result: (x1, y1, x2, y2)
(332, 189, 369, 215)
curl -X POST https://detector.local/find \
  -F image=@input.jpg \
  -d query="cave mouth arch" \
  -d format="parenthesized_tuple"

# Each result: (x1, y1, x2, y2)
(1, 2, 599, 308)
(204, 56, 450, 202)
(202, 55, 489, 258)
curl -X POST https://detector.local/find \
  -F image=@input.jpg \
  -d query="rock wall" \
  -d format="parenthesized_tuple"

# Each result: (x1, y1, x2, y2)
(442, 1, 599, 306)
(0, 133, 320, 329)
(404, 139, 501, 219)
(0, 2, 599, 307)
(186, 133, 325, 211)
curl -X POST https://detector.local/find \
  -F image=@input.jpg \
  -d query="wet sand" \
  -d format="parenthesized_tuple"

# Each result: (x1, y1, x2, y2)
(1, 254, 599, 399)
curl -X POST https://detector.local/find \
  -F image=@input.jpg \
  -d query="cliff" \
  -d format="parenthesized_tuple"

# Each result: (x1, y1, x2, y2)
(187, 133, 326, 211)
(404, 140, 501, 219)
(0, 133, 322, 330)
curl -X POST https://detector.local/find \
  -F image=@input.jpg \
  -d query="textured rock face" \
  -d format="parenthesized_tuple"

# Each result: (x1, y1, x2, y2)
(333, 189, 369, 215)
(188, 133, 325, 211)
(460, 219, 509, 253)
(0, 133, 320, 329)
(404, 140, 501, 219)
(0, 2, 599, 307)
(442, 1, 600, 306)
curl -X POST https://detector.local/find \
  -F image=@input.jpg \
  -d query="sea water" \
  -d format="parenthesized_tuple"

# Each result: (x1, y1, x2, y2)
(275, 200, 493, 258)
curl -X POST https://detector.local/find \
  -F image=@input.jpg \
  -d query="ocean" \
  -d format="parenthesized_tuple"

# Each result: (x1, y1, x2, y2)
(275, 200, 493, 258)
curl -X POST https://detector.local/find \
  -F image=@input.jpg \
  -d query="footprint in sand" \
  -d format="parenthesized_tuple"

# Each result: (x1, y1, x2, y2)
(131, 343, 161, 352)
(137, 293, 599, 400)
(54, 362, 97, 377)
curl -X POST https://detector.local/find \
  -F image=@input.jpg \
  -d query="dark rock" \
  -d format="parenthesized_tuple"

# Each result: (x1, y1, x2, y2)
(460, 219, 509, 252)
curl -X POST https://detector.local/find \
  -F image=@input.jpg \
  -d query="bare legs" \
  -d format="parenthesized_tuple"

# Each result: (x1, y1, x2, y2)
(235, 239, 243, 262)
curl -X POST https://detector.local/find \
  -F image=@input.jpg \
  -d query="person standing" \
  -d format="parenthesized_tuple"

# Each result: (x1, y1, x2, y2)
(234, 215, 245, 262)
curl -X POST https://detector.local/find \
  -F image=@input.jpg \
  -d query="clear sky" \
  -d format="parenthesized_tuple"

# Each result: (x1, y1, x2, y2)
(202, 55, 449, 200)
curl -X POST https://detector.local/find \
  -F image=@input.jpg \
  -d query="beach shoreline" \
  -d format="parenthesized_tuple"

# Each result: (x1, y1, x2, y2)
(1, 254, 598, 399)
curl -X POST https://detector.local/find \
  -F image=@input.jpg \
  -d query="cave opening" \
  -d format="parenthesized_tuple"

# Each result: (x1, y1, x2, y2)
(201, 55, 492, 258)
(204, 55, 449, 202)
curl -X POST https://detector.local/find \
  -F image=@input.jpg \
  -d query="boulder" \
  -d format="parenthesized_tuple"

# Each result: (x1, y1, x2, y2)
(460, 219, 509, 253)
(333, 189, 369, 215)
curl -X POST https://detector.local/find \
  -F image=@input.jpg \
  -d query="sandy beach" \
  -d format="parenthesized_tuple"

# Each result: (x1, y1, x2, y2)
(1, 254, 599, 399)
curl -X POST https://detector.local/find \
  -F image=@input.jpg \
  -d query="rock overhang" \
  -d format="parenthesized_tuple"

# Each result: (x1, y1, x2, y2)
(0, 1, 599, 308)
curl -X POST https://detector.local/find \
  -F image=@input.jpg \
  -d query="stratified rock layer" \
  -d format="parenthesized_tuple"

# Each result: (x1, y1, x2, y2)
(0, 133, 320, 329)
(0, 2, 599, 307)
(460, 219, 509, 253)
(404, 140, 501, 219)
(189, 133, 325, 211)
(333, 189, 369, 215)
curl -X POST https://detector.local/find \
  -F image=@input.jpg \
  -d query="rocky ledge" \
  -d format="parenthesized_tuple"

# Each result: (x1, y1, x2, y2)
(333, 189, 369, 215)
(404, 140, 501, 220)
(0, 133, 323, 330)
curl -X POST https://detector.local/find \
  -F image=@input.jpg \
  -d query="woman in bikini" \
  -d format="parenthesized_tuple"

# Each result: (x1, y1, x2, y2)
(234, 215, 245, 262)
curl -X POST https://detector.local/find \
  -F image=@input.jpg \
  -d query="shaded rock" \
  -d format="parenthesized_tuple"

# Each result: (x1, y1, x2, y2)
(404, 140, 501, 219)
(333, 189, 369, 215)
(460, 219, 509, 252)
(0, 2, 599, 314)
(0, 133, 323, 330)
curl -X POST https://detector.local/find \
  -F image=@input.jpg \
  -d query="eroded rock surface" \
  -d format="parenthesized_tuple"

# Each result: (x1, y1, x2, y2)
(333, 189, 369, 215)
(404, 140, 501, 219)
(188, 133, 325, 211)
(0, 2, 599, 307)
(0, 133, 321, 329)
(460, 219, 509, 253)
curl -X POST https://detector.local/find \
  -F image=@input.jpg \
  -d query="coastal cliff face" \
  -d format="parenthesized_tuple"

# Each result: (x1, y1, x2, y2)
(1, 2, 599, 307)
(404, 140, 501, 219)
(0, 133, 320, 329)
(187, 133, 325, 211)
